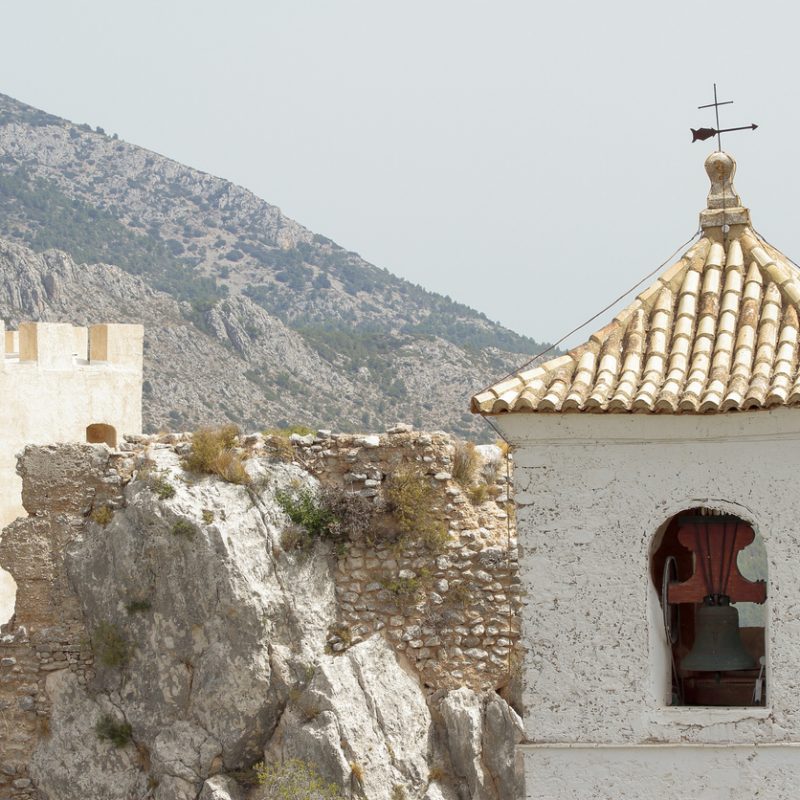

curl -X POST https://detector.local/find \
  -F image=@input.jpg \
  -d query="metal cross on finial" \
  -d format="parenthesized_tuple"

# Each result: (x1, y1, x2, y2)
(691, 83, 758, 150)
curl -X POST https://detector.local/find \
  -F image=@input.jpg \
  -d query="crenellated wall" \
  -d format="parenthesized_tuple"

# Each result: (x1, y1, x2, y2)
(0, 320, 143, 535)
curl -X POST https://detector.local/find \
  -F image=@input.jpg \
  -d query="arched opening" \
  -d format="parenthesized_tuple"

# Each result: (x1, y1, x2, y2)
(650, 507, 767, 707)
(86, 423, 117, 448)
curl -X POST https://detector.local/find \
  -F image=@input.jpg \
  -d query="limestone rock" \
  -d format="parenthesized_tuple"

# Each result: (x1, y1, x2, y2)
(28, 670, 147, 800)
(199, 775, 244, 800)
(62, 451, 336, 771)
(265, 636, 431, 800)
(439, 686, 524, 800)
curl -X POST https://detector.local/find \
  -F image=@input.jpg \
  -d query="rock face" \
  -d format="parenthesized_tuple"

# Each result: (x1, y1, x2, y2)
(439, 687, 524, 800)
(29, 670, 147, 800)
(63, 448, 336, 790)
(266, 637, 432, 799)
(0, 92, 551, 439)
(0, 441, 525, 800)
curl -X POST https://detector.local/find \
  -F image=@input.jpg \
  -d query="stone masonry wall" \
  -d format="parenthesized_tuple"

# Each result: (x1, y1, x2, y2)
(281, 425, 521, 694)
(0, 445, 135, 799)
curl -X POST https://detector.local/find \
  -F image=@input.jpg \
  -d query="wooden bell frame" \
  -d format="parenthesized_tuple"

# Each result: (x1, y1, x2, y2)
(652, 509, 767, 707)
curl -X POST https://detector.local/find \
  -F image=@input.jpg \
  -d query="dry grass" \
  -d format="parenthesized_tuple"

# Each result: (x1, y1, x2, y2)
(90, 506, 114, 526)
(183, 425, 250, 484)
(385, 465, 449, 554)
(468, 483, 490, 505)
(452, 440, 480, 487)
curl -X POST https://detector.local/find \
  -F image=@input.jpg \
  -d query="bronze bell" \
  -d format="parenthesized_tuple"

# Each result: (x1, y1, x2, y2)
(681, 596, 756, 673)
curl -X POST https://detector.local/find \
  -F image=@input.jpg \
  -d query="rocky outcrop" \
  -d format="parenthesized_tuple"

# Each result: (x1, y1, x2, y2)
(0, 439, 524, 799)
(266, 637, 432, 799)
(439, 688, 524, 800)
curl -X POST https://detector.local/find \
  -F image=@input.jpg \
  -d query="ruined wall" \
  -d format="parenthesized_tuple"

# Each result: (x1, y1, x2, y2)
(0, 445, 134, 799)
(283, 426, 521, 693)
(0, 428, 521, 798)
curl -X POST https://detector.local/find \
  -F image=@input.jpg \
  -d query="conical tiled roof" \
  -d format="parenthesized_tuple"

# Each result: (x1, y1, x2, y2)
(472, 151, 800, 415)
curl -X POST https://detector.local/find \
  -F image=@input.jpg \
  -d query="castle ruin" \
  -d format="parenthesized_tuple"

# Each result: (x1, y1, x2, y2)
(0, 321, 143, 623)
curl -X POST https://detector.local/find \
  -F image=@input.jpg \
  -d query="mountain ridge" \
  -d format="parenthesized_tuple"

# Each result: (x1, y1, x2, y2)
(0, 92, 552, 437)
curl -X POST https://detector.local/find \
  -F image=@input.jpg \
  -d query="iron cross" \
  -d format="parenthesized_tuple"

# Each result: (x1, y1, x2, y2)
(691, 84, 758, 149)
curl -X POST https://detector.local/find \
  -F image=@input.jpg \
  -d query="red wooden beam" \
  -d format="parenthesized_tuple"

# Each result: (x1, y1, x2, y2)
(666, 516, 766, 605)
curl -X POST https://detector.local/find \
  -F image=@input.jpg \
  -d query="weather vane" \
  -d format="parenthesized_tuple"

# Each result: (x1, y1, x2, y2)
(691, 84, 758, 150)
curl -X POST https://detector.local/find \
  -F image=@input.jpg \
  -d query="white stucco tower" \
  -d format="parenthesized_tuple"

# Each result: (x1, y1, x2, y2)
(472, 152, 800, 799)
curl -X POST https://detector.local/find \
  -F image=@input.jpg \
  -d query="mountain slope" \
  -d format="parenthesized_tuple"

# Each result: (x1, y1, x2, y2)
(0, 93, 550, 437)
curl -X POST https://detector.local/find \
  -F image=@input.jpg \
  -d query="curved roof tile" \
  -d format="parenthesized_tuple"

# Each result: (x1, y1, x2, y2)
(472, 152, 800, 416)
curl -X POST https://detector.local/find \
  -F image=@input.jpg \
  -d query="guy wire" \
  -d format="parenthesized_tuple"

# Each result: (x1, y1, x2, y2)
(477, 228, 703, 396)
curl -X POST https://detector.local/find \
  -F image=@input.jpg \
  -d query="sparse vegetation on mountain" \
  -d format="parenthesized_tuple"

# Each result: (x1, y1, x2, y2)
(0, 91, 555, 438)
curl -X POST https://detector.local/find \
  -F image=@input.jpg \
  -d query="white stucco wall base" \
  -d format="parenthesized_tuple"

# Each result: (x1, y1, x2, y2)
(494, 408, 800, 800)
(523, 744, 800, 800)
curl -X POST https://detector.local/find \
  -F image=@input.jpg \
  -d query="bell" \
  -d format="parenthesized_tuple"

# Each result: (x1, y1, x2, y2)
(681, 596, 756, 672)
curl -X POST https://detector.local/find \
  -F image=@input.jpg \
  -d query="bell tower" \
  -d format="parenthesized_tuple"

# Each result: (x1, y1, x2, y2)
(472, 151, 800, 799)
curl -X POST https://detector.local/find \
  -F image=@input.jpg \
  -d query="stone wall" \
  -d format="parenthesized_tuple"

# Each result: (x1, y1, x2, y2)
(282, 426, 521, 693)
(0, 427, 521, 798)
(0, 445, 135, 799)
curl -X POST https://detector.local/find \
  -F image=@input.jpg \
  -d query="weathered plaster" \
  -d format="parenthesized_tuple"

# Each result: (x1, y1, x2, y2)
(496, 407, 800, 798)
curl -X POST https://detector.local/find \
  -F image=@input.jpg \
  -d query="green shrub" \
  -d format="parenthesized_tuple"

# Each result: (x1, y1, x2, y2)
(95, 714, 132, 747)
(383, 576, 423, 598)
(150, 473, 176, 499)
(93, 621, 129, 667)
(202, 509, 215, 524)
(276, 487, 376, 545)
(276, 488, 335, 539)
(184, 425, 250, 484)
(452, 440, 479, 487)
(90, 506, 114, 525)
(255, 758, 345, 799)
(125, 599, 152, 614)
(171, 519, 197, 539)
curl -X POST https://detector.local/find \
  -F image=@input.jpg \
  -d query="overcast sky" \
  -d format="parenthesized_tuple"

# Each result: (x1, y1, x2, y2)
(1, 1, 797, 348)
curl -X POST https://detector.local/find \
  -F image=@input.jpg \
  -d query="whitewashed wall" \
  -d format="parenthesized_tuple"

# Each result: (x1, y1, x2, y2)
(496, 408, 800, 799)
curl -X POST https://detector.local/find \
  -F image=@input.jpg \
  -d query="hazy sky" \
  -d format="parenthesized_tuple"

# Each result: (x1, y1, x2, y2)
(1, 1, 797, 348)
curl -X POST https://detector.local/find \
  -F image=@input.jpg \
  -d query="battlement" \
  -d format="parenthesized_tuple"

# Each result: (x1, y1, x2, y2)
(0, 318, 144, 536)
(1, 320, 143, 369)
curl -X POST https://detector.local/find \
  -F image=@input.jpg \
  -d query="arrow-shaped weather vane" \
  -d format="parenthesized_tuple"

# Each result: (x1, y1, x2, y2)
(691, 84, 758, 150)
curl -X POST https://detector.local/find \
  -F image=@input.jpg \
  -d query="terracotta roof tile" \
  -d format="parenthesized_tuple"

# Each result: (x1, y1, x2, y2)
(472, 151, 800, 416)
